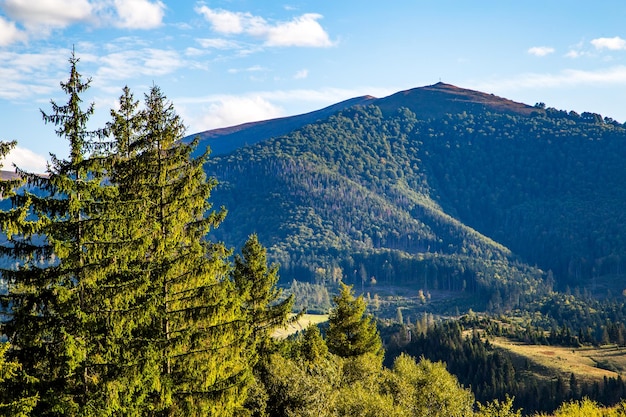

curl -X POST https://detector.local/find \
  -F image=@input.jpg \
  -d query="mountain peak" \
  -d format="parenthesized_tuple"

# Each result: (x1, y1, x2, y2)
(375, 83, 539, 119)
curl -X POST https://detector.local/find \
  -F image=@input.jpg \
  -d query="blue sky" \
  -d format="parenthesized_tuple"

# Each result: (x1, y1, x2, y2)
(1, 0, 626, 172)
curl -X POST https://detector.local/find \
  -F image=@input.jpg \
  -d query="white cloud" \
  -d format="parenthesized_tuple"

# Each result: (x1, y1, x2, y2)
(197, 38, 240, 49)
(528, 46, 555, 57)
(565, 50, 582, 58)
(185, 47, 206, 57)
(591, 37, 626, 51)
(112, 0, 165, 29)
(473, 66, 626, 91)
(0, 16, 26, 46)
(0, 0, 165, 38)
(0, 49, 69, 99)
(96, 48, 183, 81)
(2, 0, 92, 29)
(228, 65, 266, 74)
(263, 13, 332, 47)
(176, 86, 395, 134)
(294, 69, 308, 79)
(0, 146, 48, 173)
(195, 6, 249, 34)
(195, 6, 334, 48)
(198, 96, 284, 130)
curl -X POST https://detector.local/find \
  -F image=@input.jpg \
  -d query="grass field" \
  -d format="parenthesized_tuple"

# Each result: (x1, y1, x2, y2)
(490, 337, 626, 384)
(272, 313, 329, 339)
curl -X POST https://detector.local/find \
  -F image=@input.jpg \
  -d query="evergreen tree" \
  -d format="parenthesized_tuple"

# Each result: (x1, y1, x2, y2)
(0, 52, 110, 415)
(326, 282, 383, 359)
(122, 85, 250, 416)
(233, 233, 294, 359)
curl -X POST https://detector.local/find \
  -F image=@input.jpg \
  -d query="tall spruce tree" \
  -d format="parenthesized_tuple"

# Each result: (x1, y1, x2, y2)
(121, 85, 251, 416)
(0, 52, 110, 415)
(82, 86, 158, 415)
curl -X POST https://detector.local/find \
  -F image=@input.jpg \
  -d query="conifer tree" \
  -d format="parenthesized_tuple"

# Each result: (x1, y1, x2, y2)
(120, 85, 250, 416)
(326, 282, 383, 359)
(83, 86, 158, 415)
(233, 233, 294, 359)
(0, 51, 110, 415)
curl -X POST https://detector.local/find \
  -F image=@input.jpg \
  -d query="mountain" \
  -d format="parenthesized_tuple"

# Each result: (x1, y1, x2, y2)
(190, 82, 540, 157)
(189, 95, 376, 156)
(374, 82, 540, 118)
(198, 83, 626, 312)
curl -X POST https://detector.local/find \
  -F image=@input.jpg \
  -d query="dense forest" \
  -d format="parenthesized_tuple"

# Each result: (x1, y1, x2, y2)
(204, 93, 626, 310)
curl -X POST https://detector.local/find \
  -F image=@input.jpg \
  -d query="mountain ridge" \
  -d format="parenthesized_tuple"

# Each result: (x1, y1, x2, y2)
(190, 82, 542, 156)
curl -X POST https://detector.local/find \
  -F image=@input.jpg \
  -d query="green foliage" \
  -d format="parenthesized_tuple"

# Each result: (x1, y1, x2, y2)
(206, 101, 626, 303)
(476, 396, 522, 417)
(0, 51, 111, 415)
(551, 398, 606, 417)
(383, 353, 475, 417)
(327, 283, 383, 359)
(0, 343, 38, 417)
(234, 233, 294, 359)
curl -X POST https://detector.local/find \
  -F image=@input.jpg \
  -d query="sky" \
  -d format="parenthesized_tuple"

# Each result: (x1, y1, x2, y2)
(1, 0, 626, 172)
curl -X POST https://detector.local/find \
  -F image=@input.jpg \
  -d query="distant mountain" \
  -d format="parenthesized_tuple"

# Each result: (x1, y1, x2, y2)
(199, 83, 626, 312)
(190, 82, 541, 157)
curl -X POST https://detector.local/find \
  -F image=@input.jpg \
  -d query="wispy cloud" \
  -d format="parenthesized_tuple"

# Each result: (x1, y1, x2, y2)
(565, 50, 583, 58)
(0, 145, 48, 173)
(0, 49, 69, 99)
(294, 69, 308, 79)
(96, 48, 184, 82)
(228, 65, 267, 74)
(197, 38, 241, 50)
(474, 66, 626, 92)
(528, 46, 555, 57)
(591, 36, 626, 51)
(195, 6, 335, 48)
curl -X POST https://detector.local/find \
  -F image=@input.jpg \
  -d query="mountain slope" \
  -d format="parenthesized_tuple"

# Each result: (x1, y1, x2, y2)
(205, 104, 552, 312)
(189, 95, 376, 156)
(192, 82, 540, 157)
(201, 83, 626, 310)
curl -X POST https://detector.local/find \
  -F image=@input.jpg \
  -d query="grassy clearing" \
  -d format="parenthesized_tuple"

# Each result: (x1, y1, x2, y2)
(272, 313, 329, 339)
(490, 336, 626, 384)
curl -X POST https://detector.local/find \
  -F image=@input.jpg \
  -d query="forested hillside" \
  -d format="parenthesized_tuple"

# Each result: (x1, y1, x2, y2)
(204, 86, 626, 306)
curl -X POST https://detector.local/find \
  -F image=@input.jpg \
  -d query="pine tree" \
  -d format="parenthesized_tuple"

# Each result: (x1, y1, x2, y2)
(82, 86, 158, 415)
(326, 282, 382, 359)
(122, 85, 250, 416)
(0, 51, 110, 415)
(233, 233, 294, 359)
